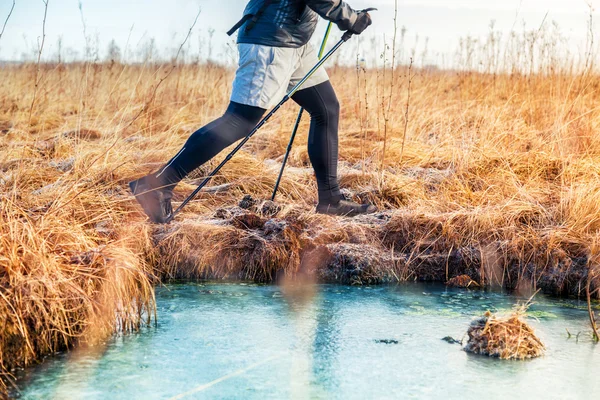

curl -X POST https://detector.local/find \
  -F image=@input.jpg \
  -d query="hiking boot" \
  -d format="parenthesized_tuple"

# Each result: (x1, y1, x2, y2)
(316, 200, 377, 217)
(129, 176, 173, 224)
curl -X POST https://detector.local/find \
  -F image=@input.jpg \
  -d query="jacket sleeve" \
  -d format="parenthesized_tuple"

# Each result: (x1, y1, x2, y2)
(305, 0, 358, 31)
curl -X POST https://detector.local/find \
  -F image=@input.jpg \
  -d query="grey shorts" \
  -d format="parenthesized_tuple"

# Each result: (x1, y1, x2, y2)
(231, 43, 330, 110)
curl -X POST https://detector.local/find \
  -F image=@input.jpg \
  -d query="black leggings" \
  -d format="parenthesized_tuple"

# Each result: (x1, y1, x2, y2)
(155, 81, 341, 204)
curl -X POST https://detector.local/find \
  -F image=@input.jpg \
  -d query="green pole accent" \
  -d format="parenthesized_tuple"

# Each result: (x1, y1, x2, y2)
(318, 22, 333, 59)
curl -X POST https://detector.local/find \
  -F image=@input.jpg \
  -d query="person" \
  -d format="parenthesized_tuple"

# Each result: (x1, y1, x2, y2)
(129, 0, 375, 223)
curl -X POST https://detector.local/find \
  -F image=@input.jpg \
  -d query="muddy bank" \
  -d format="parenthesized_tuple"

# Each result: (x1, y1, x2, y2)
(152, 196, 597, 298)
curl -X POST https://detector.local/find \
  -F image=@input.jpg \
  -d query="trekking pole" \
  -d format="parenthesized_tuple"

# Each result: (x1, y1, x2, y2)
(271, 22, 333, 201)
(167, 9, 377, 223)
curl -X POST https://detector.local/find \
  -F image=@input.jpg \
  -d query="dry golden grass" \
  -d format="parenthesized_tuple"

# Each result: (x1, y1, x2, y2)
(1, 56, 600, 390)
(465, 307, 545, 360)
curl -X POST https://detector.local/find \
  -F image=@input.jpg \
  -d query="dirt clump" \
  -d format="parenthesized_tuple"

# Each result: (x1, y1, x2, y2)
(61, 128, 102, 140)
(238, 194, 282, 217)
(239, 194, 258, 210)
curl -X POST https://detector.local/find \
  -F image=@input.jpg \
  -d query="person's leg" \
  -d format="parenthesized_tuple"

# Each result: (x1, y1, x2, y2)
(292, 81, 376, 216)
(291, 81, 341, 205)
(154, 102, 266, 189)
(286, 44, 375, 216)
(129, 102, 264, 223)
(130, 43, 295, 223)
(156, 43, 296, 189)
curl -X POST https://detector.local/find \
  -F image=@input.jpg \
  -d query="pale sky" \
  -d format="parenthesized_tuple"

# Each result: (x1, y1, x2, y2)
(0, 0, 597, 65)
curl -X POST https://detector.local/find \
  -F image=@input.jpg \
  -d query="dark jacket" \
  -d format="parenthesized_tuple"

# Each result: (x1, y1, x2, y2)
(236, 0, 358, 48)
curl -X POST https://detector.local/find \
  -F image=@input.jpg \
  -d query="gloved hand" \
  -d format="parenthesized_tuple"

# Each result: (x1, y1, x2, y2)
(349, 11, 372, 35)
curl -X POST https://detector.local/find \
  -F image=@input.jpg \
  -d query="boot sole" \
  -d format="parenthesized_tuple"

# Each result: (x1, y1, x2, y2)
(316, 205, 377, 217)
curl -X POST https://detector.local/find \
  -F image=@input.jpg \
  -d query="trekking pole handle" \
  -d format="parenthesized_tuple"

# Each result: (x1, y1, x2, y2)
(342, 31, 353, 42)
(342, 8, 377, 42)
